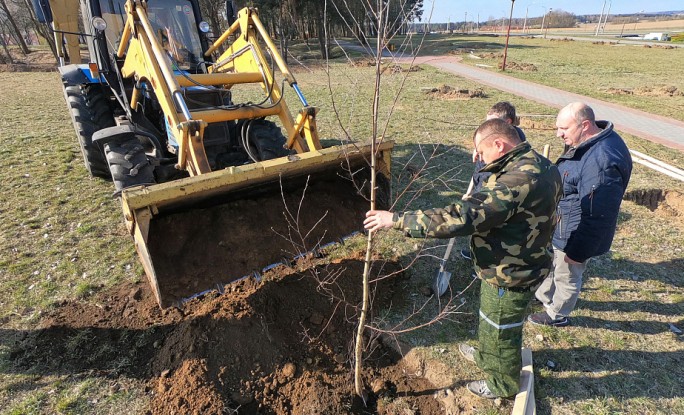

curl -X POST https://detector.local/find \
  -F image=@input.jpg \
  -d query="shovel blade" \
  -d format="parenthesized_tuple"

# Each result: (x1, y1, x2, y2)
(432, 270, 452, 297)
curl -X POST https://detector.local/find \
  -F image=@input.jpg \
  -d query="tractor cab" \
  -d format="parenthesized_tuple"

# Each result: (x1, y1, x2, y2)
(99, 0, 205, 71)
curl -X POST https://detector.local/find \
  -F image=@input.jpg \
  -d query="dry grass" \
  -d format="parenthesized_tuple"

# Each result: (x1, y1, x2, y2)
(1, 48, 683, 415)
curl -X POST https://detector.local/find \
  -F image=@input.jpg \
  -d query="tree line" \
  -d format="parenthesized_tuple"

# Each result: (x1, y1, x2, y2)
(0, 0, 423, 64)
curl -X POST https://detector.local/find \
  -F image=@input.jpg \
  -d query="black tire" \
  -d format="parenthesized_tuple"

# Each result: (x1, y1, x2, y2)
(243, 119, 291, 161)
(63, 83, 115, 179)
(104, 138, 156, 192)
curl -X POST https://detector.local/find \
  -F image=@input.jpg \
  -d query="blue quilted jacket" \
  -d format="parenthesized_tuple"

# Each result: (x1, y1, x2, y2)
(553, 121, 632, 262)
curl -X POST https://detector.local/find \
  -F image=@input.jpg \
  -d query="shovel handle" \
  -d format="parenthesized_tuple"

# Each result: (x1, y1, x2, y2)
(443, 238, 455, 260)
(439, 238, 456, 272)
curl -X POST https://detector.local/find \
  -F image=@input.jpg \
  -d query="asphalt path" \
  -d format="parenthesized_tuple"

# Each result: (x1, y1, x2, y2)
(399, 55, 684, 152)
(335, 39, 684, 151)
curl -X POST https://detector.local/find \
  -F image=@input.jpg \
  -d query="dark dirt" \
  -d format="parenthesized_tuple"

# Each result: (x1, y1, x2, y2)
(7, 255, 448, 414)
(147, 176, 373, 307)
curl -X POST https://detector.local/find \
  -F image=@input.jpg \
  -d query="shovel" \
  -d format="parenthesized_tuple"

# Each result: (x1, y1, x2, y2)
(432, 238, 455, 297)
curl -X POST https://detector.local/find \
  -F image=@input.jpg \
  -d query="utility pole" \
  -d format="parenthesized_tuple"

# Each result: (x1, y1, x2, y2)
(542, 8, 552, 38)
(540, 9, 547, 36)
(465, 12, 467, 32)
(544, 8, 552, 38)
(600, 1, 612, 35)
(633, 10, 643, 32)
(502, 0, 516, 71)
(595, 0, 607, 36)
(523, 6, 528, 34)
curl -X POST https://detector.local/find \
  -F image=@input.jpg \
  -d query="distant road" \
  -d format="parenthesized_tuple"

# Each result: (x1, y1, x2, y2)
(400, 55, 684, 152)
(336, 39, 684, 151)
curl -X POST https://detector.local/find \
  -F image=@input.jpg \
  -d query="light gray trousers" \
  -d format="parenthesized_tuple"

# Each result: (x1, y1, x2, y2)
(535, 248, 589, 319)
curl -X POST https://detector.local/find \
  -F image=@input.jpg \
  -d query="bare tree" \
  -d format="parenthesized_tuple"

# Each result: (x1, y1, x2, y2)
(20, 0, 57, 58)
(0, 0, 30, 54)
(316, 0, 464, 402)
(0, 22, 15, 63)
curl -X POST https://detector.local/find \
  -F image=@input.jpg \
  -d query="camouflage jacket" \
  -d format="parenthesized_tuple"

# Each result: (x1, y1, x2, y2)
(392, 142, 562, 289)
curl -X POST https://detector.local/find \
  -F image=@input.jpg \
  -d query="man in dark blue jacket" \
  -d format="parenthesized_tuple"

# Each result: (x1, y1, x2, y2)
(529, 102, 632, 327)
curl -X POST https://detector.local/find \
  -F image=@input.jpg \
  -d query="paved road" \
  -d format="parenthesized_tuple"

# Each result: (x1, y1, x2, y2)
(397, 56, 684, 152)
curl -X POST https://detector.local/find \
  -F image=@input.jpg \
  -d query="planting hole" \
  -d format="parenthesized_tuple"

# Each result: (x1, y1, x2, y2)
(624, 189, 684, 216)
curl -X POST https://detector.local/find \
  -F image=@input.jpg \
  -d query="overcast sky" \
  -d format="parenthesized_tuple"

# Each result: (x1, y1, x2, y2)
(423, 0, 683, 23)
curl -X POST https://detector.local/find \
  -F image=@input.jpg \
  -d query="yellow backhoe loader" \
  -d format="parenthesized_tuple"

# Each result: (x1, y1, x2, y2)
(34, 0, 392, 308)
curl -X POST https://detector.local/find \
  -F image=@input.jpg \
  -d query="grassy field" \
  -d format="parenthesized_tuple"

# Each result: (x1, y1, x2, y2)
(1, 36, 683, 414)
(360, 32, 684, 122)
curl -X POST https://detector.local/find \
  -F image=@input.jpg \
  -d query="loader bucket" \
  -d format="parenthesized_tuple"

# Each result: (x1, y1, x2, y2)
(121, 142, 393, 308)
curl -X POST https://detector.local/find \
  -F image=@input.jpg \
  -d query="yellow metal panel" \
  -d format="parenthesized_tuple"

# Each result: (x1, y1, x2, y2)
(189, 105, 282, 124)
(176, 72, 263, 87)
(130, 207, 165, 307)
(122, 141, 394, 212)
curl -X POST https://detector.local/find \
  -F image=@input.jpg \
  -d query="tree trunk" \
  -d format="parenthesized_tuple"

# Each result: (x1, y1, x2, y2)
(0, 0, 30, 54)
(0, 30, 15, 64)
(316, 22, 328, 60)
(314, 4, 328, 60)
(278, 4, 288, 64)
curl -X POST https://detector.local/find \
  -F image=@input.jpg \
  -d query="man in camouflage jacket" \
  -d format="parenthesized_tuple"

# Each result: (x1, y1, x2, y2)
(365, 118, 562, 399)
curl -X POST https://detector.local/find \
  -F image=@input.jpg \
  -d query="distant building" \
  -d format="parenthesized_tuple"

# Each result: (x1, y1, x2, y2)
(643, 32, 671, 41)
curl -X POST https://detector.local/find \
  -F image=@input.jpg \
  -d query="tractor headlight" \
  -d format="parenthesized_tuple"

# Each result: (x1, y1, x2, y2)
(199, 21, 210, 33)
(92, 17, 107, 32)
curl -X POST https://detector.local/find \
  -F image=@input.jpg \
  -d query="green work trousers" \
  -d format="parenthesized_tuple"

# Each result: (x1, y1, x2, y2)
(474, 281, 533, 397)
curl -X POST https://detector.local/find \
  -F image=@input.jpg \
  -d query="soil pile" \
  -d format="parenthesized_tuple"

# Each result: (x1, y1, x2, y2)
(382, 64, 422, 75)
(604, 85, 683, 97)
(8, 256, 445, 414)
(478, 52, 503, 59)
(426, 84, 486, 100)
(518, 116, 556, 132)
(499, 61, 538, 72)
